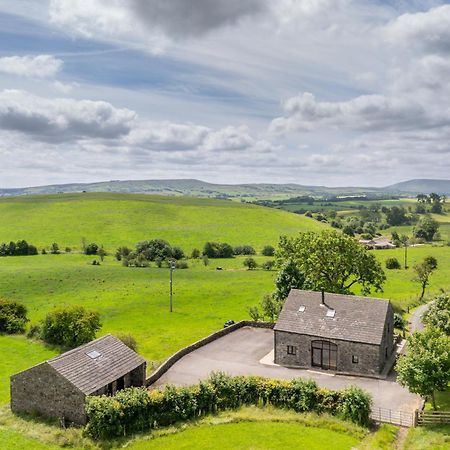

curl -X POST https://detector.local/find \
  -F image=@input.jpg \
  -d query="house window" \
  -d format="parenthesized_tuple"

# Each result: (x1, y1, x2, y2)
(352, 355, 359, 364)
(287, 345, 297, 355)
(385, 347, 388, 358)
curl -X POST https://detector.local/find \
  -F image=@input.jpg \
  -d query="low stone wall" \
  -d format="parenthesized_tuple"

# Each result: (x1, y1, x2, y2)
(146, 321, 274, 386)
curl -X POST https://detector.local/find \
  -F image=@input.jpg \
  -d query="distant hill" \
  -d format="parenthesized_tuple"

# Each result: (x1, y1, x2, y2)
(384, 179, 450, 195)
(0, 178, 449, 199)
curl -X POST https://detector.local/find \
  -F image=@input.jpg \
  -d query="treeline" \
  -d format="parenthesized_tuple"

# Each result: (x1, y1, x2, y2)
(116, 239, 276, 268)
(85, 372, 372, 439)
(0, 240, 38, 256)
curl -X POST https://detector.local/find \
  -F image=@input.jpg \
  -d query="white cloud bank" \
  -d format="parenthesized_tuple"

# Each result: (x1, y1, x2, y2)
(0, 55, 63, 78)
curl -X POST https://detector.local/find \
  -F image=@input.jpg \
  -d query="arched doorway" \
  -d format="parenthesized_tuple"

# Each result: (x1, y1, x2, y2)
(311, 340, 337, 370)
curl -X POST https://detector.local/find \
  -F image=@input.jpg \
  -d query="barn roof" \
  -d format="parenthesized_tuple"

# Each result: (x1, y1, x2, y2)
(46, 334, 146, 395)
(274, 289, 391, 345)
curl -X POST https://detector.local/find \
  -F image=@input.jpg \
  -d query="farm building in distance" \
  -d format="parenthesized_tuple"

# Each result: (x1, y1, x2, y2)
(359, 237, 396, 249)
(274, 290, 394, 376)
(10, 334, 146, 424)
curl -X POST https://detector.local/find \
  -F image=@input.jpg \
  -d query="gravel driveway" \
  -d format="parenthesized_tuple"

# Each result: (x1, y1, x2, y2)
(151, 327, 421, 413)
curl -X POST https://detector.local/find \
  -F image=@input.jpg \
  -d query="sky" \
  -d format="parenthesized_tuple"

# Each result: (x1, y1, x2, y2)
(0, 0, 450, 188)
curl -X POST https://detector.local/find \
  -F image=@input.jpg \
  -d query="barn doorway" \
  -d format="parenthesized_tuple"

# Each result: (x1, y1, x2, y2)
(311, 340, 337, 370)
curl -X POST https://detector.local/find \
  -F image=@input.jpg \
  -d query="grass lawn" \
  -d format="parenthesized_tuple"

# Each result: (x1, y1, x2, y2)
(403, 425, 450, 450)
(127, 421, 360, 450)
(0, 406, 366, 450)
(0, 193, 326, 251)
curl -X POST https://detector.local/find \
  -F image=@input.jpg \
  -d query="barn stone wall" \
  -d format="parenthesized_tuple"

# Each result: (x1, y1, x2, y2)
(378, 303, 395, 371)
(274, 331, 382, 376)
(10, 362, 86, 424)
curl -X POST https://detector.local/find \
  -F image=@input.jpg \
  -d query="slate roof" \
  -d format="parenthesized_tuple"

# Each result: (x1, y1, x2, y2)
(46, 334, 146, 395)
(274, 289, 391, 345)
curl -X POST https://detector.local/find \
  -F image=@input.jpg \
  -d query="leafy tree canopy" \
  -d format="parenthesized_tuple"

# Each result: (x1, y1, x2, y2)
(396, 327, 450, 409)
(423, 293, 450, 335)
(276, 230, 386, 295)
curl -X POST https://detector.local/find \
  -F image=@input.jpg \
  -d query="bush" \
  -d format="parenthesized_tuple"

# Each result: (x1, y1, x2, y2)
(26, 323, 42, 339)
(337, 385, 372, 427)
(65, 247, 72, 253)
(203, 242, 234, 258)
(385, 257, 401, 269)
(0, 240, 38, 256)
(262, 245, 275, 256)
(85, 374, 372, 440)
(234, 245, 256, 256)
(262, 260, 275, 270)
(50, 243, 60, 254)
(85, 243, 99, 255)
(115, 246, 131, 261)
(243, 257, 257, 270)
(176, 260, 189, 269)
(0, 299, 28, 334)
(117, 333, 138, 352)
(191, 248, 200, 259)
(41, 306, 101, 348)
(394, 312, 405, 330)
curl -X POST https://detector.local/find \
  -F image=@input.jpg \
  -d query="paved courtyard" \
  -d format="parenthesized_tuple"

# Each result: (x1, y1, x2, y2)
(152, 327, 421, 413)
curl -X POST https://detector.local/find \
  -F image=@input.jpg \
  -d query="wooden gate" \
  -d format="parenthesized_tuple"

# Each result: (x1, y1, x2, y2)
(417, 411, 450, 425)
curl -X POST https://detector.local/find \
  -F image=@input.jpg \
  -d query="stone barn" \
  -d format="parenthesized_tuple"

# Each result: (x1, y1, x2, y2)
(10, 334, 146, 424)
(274, 289, 394, 376)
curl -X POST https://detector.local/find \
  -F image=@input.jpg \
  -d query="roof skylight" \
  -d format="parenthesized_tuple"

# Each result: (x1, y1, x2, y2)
(298, 305, 306, 312)
(86, 350, 102, 359)
(325, 309, 336, 318)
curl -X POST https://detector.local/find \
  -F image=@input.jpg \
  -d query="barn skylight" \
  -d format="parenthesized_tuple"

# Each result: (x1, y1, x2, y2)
(86, 350, 102, 359)
(298, 305, 306, 312)
(326, 309, 336, 318)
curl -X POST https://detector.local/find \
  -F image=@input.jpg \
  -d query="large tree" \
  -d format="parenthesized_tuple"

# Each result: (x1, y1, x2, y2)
(423, 294, 450, 335)
(276, 230, 386, 295)
(413, 256, 438, 300)
(396, 328, 450, 410)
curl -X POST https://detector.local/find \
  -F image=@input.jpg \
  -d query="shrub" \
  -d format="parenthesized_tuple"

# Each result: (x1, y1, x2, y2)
(0, 299, 28, 334)
(385, 257, 401, 269)
(65, 247, 72, 253)
(172, 247, 185, 260)
(85, 374, 372, 440)
(262, 260, 275, 270)
(394, 312, 405, 330)
(0, 240, 38, 256)
(247, 306, 262, 321)
(117, 333, 138, 352)
(191, 248, 200, 259)
(50, 243, 60, 254)
(115, 246, 131, 261)
(262, 245, 275, 256)
(243, 257, 257, 270)
(234, 245, 256, 256)
(41, 306, 101, 348)
(337, 385, 372, 427)
(203, 242, 234, 258)
(176, 260, 189, 269)
(26, 323, 42, 339)
(85, 243, 99, 255)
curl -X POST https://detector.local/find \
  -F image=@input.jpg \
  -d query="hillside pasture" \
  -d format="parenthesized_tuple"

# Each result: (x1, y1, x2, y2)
(0, 193, 326, 251)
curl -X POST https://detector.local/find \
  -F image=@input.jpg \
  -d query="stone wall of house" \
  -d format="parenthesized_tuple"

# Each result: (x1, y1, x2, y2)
(274, 331, 382, 376)
(378, 303, 395, 371)
(10, 362, 86, 425)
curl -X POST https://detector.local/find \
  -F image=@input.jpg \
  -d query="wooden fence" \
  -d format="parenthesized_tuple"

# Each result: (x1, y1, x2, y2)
(417, 411, 450, 425)
(370, 407, 415, 427)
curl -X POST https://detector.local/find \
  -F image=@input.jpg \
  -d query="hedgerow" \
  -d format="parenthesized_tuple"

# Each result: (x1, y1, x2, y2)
(85, 373, 372, 439)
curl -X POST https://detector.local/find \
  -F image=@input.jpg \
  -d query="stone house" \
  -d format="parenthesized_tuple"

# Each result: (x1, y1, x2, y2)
(359, 237, 396, 250)
(274, 289, 394, 376)
(10, 334, 146, 424)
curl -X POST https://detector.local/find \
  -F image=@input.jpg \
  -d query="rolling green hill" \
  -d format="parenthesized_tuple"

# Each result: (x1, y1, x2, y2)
(0, 193, 326, 251)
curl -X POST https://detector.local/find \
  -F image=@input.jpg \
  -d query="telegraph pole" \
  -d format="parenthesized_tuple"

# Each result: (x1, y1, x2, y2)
(169, 260, 176, 312)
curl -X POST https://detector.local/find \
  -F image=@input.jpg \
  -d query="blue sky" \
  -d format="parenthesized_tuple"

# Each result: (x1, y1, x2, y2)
(0, 0, 449, 188)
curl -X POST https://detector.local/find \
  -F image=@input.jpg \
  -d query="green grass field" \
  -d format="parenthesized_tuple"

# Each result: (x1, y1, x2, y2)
(128, 421, 360, 450)
(0, 193, 449, 449)
(0, 193, 325, 251)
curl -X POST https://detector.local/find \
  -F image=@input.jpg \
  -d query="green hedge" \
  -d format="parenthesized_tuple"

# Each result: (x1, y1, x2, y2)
(85, 372, 372, 440)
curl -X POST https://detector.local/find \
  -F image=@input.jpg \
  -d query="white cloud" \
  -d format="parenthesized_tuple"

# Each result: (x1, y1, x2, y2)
(0, 90, 137, 141)
(0, 54, 63, 78)
(385, 5, 450, 54)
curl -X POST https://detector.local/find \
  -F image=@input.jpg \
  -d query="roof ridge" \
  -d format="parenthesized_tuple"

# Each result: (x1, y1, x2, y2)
(47, 333, 114, 363)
